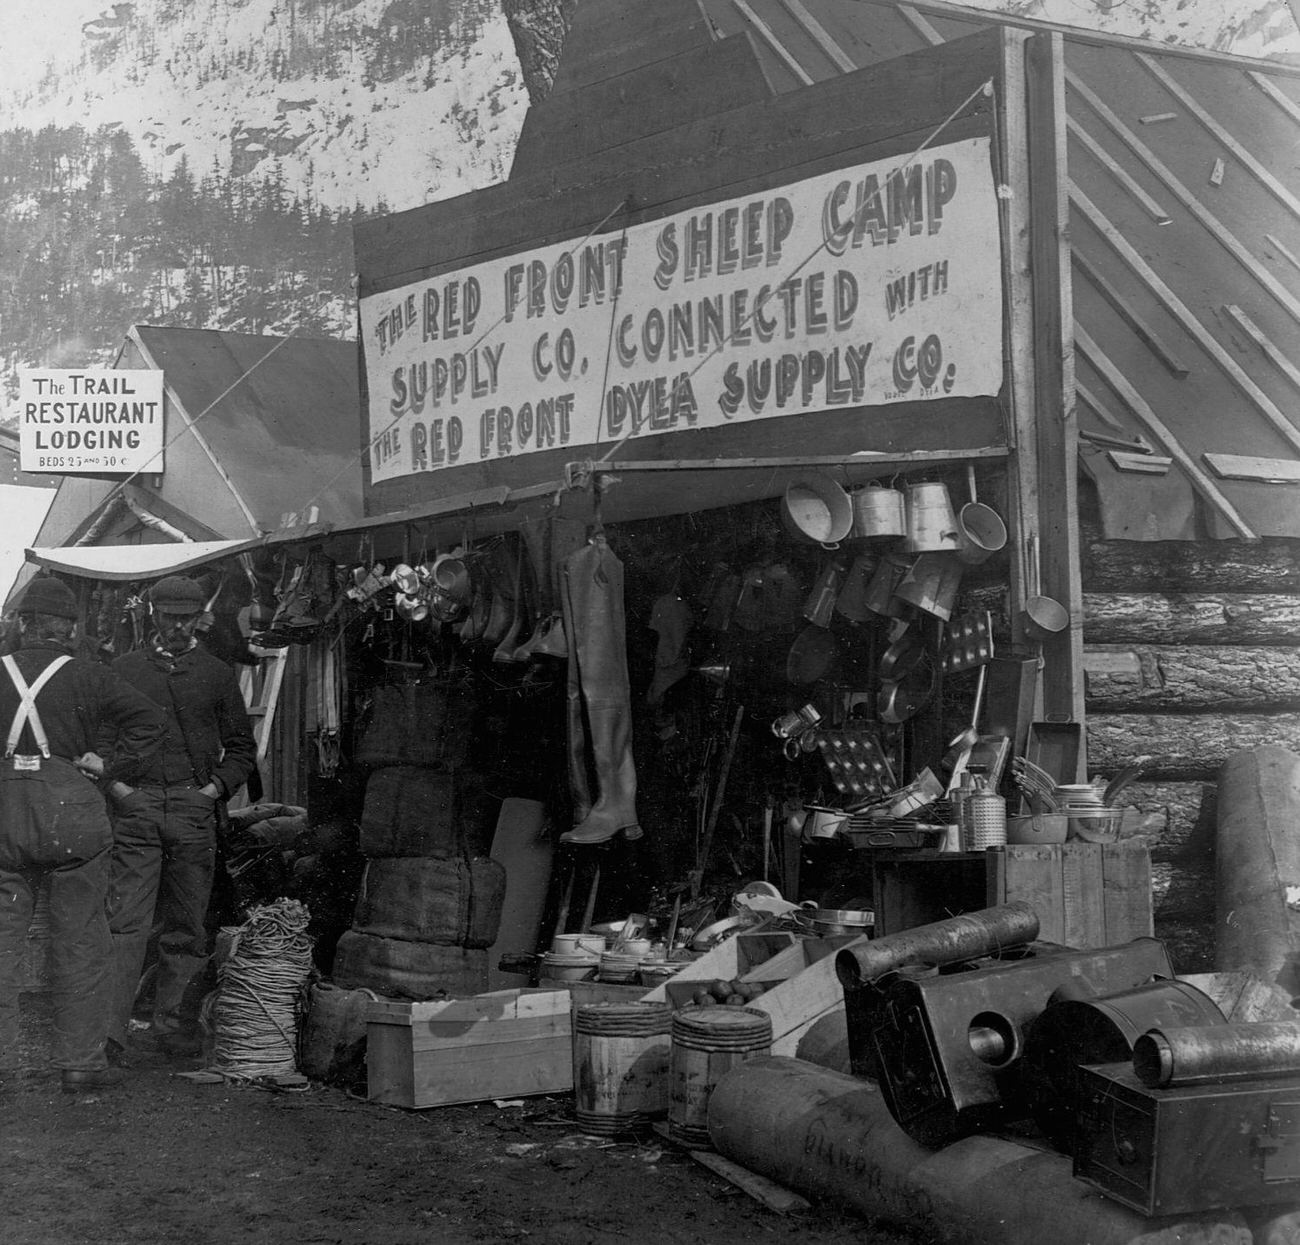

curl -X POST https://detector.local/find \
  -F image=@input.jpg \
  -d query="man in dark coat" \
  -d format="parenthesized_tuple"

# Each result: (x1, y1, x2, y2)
(104, 575, 257, 1059)
(0, 575, 167, 1092)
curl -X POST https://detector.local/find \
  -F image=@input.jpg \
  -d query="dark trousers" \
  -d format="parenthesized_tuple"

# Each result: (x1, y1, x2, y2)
(0, 761, 115, 1072)
(107, 786, 218, 1045)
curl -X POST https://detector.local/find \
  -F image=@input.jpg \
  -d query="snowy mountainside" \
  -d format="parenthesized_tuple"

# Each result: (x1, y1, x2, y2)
(0, 0, 528, 213)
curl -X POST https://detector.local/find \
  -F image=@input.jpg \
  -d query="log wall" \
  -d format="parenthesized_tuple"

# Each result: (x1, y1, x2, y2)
(1078, 520, 1300, 974)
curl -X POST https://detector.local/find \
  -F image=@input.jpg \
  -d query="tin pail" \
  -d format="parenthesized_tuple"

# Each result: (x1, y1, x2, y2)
(955, 502, 1008, 565)
(669, 1006, 772, 1149)
(850, 485, 906, 539)
(863, 553, 909, 617)
(573, 1001, 674, 1135)
(835, 554, 875, 622)
(782, 474, 853, 549)
(894, 553, 963, 620)
(802, 560, 844, 627)
(903, 482, 961, 553)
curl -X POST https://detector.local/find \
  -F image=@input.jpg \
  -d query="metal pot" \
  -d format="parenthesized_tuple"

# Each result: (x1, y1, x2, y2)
(796, 905, 874, 936)
(783, 474, 854, 549)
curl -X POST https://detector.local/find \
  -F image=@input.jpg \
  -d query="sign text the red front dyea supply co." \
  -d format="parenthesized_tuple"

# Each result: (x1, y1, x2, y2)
(358, 137, 1003, 483)
(19, 368, 165, 476)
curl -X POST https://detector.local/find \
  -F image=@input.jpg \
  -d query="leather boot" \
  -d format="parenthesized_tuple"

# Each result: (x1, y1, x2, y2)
(561, 547, 593, 824)
(560, 536, 642, 844)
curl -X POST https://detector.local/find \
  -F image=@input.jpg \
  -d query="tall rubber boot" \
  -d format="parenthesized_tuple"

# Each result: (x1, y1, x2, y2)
(560, 535, 643, 844)
(561, 542, 593, 825)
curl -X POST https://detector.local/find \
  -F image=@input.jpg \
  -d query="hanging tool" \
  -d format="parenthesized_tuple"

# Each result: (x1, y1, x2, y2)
(689, 704, 745, 900)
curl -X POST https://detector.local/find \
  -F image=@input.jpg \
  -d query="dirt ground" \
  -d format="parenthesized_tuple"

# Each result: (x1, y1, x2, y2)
(4, 993, 927, 1245)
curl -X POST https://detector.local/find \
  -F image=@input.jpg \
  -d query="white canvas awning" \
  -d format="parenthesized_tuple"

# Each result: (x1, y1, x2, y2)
(26, 538, 260, 581)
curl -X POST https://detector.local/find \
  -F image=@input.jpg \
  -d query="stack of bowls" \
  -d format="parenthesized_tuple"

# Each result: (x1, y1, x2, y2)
(540, 932, 605, 982)
(599, 950, 643, 983)
(1054, 783, 1122, 842)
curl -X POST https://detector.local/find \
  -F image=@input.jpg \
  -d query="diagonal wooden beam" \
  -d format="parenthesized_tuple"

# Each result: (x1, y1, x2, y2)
(778, 0, 858, 71)
(1072, 248, 1188, 377)
(1222, 304, 1300, 396)
(1067, 69, 1300, 333)
(731, 0, 814, 84)
(897, 3, 945, 47)
(1075, 325, 1256, 538)
(1065, 115, 1171, 224)
(1138, 54, 1300, 223)
(1249, 70, 1300, 127)
(1071, 183, 1300, 458)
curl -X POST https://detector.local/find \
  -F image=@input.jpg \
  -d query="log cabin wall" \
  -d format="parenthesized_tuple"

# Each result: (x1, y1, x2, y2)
(1079, 495, 1300, 971)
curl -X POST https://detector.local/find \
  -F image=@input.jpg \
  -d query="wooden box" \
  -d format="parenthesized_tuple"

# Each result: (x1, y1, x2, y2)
(366, 988, 573, 1109)
(639, 930, 798, 1009)
(869, 841, 1153, 948)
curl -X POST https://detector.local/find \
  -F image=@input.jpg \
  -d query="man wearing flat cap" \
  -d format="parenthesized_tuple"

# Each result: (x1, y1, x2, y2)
(102, 574, 256, 1060)
(0, 575, 167, 1091)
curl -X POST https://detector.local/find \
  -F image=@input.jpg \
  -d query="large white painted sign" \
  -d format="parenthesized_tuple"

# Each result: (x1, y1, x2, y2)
(19, 368, 164, 475)
(360, 136, 1003, 483)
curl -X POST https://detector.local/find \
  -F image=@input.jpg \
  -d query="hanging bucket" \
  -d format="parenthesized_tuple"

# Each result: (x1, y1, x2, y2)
(850, 485, 906, 539)
(894, 553, 963, 621)
(802, 560, 844, 628)
(955, 503, 1008, 565)
(573, 1001, 674, 1135)
(669, 1005, 773, 1149)
(862, 554, 909, 617)
(835, 554, 875, 622)
(903, 482, 961, 553)
(782, 474, 853, 549)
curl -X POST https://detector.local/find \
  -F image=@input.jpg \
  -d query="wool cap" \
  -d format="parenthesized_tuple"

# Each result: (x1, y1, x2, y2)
(15, 576, 78, 620)
(150, 575, 205, 615)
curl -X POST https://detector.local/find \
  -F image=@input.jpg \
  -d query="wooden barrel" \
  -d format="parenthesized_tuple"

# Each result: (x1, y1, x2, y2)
(669, 1006, 772, 1149)
(572, 1001, 673, 1135)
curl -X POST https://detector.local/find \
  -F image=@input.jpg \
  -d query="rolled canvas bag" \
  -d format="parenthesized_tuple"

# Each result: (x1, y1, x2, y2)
(330, 931, 488, 1000)
(353, 679, 474, 771)
(351, 855, 507, 948)
(359, 766, 460, 858)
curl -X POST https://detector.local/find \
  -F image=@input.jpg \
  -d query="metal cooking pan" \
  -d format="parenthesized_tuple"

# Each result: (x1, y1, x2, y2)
(878, 629, 925, 681)
(878, 658, 936, 724)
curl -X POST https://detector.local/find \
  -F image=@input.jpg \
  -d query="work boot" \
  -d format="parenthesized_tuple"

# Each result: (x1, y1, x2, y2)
(61, 1066, 127, 1093)
(559, 536, 642, 845)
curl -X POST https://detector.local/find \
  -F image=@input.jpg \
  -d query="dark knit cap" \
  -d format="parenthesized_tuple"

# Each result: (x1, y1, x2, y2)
(16, 576, 78, 620)
(149, 575, 205, 615)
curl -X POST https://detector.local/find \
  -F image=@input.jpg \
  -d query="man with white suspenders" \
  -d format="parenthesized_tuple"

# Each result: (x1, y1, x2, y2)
(0, 576, 166, 1092)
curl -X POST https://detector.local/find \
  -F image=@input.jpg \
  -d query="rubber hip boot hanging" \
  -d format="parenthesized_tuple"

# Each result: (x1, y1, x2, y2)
(559, 534, 643, 845)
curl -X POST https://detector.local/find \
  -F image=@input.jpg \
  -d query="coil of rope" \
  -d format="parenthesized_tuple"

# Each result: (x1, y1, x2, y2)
(206, 898, 314, 1083)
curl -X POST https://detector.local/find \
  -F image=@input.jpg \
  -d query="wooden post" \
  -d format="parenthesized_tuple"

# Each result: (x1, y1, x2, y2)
(1025, 31, 1085, 749)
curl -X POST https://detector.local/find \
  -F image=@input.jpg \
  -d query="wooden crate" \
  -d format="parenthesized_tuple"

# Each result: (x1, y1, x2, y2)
(366, 988, 573, 1109)
(870, 841, 1153, 948)
(640, 930, 799, 1008)
(985, 840, 1153, 947)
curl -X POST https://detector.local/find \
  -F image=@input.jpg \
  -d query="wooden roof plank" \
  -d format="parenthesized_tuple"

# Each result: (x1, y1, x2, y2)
(1265, 232, 1300, 277)
(778, 0, 857, 72)
(1138, 55, 1300, 223)
(1067, 69, 1300, 334)
(1066, 116, 1171, 225)
(1249, 70, 1300, 127)
(1071, 183, 1300, 459)
(1204, 453, 1300, 483)
(732, 0, 815, 85)
(897, 3, 944, 47)
(1075, 325, 1257, 539)
(1223, 303, 1300, 396)
(1071, 248, 1189, 377)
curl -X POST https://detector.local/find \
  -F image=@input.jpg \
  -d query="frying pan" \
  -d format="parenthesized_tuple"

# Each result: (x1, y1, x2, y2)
(786, 624, 840, 685)
(878, 656, 936, 724)
(878, 628, 925, 681)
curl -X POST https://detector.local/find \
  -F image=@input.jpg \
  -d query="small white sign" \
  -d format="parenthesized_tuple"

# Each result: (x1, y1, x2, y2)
(18, 368, 165, 475)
